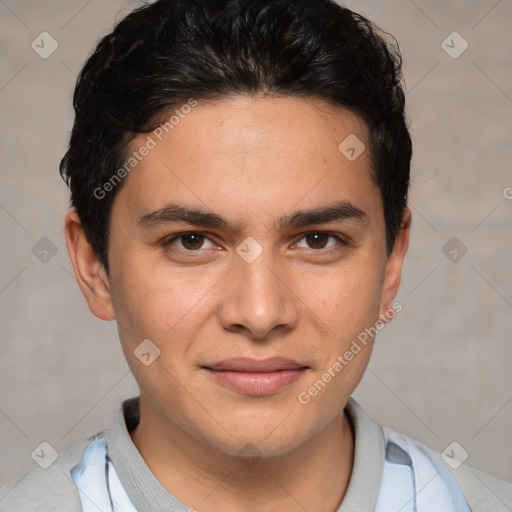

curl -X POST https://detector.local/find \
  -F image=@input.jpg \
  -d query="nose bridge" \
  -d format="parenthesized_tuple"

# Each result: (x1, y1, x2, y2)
(220, 241, 297, 339)
(239, 247, 282, 307)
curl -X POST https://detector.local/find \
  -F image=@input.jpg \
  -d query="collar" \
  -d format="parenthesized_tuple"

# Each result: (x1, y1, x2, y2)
(102, 396, 385, 511)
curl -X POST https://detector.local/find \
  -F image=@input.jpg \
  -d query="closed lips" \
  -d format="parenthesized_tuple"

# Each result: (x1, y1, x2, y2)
(203, 357, 309, 372)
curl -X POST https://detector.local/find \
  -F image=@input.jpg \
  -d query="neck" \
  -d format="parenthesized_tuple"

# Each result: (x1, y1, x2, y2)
(130, 395, 355, 512)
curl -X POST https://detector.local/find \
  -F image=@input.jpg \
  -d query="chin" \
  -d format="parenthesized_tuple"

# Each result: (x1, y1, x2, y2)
(199, 416, 314, 460)
(215, 435, 303, 461)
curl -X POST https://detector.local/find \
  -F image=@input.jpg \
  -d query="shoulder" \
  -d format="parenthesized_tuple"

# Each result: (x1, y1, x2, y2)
(444, 456, 512, 511)
(383, 426, 512, 511)
(0, 436, 92, 512)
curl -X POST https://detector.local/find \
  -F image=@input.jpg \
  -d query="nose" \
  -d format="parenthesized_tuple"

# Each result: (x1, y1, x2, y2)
(218, 247, 299, 341)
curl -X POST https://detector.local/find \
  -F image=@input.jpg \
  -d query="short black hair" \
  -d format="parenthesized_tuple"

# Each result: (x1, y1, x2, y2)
(60, 0, 411, 275)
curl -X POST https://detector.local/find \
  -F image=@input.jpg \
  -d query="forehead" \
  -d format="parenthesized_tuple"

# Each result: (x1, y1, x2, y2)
(112, 95, 381, 229)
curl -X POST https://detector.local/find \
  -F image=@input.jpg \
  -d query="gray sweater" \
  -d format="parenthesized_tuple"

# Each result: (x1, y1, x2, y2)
(1, 397, 511, 511)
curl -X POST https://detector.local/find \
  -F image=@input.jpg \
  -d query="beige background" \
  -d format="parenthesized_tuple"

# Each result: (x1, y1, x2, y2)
(1, 0, 511, 486)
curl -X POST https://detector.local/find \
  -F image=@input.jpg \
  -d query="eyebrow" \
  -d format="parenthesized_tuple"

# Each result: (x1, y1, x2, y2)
(137, 200, 368, 232)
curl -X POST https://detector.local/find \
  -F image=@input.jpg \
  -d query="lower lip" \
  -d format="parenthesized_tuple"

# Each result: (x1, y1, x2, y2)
(204, 368, 307, 395)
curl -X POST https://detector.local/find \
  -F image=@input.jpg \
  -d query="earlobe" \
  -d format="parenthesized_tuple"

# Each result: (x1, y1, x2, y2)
(379, 207, 411, 322)
(64, 209, 116, 321)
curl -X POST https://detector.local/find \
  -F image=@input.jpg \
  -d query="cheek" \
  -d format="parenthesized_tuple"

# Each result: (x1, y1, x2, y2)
(294, 265, 383, 414)
(109, 255, 223, 343)
(297, 258, 384, 338)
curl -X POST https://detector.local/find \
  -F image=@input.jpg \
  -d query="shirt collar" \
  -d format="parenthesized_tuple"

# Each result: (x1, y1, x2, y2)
(103, 396, 385, 511)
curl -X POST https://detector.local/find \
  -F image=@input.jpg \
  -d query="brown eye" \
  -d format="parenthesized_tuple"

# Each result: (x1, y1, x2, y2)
(164, 232, 214, 251)
(304, 233, 330, 249)
(294, 232, 347, 252)
(180, 233, 205, 250)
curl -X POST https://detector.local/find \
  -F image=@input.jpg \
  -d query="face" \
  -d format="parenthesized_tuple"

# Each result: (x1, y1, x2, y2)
(67, 95, 409, 458)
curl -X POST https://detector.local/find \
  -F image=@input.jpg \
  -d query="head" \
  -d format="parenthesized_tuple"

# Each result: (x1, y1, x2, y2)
(63, 0, 411, 458)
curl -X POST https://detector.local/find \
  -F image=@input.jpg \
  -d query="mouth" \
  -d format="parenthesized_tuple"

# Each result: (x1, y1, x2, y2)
(201, 357, 309, 396)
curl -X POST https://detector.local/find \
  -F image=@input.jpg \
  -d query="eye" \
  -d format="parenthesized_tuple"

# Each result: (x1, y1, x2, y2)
(164, 232, 216, 251)
(162, 231, 348, 255)
(294, 232, 347, 251)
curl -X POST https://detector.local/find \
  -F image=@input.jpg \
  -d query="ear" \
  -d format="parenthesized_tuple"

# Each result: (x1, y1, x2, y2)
(378, 207, 411, 322)
(64, 209, 115, 321)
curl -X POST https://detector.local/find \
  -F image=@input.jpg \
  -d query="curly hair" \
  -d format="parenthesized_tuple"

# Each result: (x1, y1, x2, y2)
(59, 0, 411, 274)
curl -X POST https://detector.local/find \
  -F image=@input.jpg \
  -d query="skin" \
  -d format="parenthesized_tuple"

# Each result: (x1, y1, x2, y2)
(65, 95, 411, 512)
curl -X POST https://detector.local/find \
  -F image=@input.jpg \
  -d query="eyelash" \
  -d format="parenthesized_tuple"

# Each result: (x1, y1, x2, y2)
(163, 231, 348, 254)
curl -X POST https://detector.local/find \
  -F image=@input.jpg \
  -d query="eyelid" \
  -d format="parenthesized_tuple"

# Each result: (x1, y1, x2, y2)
(163, 231, 218, 249)
(292, 231, 349, 251)
(163, 230, 349, 252)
